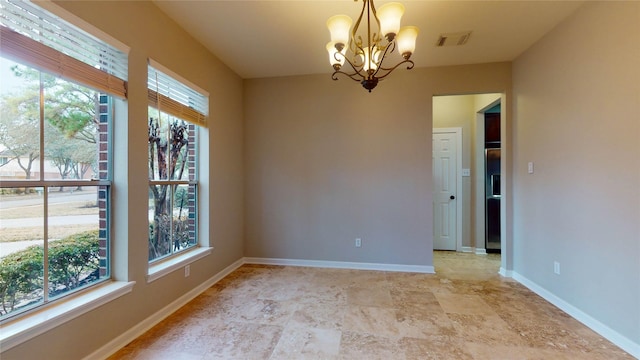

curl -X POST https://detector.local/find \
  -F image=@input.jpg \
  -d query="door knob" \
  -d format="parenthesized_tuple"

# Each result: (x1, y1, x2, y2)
(450, 195, 455, 200)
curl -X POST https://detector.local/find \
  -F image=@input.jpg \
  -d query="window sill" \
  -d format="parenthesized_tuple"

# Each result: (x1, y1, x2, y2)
(147, 247, 212, 283)
(0, 281, 135, 352)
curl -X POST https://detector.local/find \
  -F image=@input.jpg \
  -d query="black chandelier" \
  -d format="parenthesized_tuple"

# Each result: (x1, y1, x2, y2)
(326, 0, 419, 92)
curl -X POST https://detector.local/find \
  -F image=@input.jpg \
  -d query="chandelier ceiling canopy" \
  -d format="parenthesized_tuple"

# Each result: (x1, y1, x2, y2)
(326, 0, 419, 92)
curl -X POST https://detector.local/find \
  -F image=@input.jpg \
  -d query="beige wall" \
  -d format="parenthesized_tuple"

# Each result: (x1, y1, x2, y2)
(513, 1, 639, 345)
(2, 1, 244, 359)
(244, 63, 511, 266)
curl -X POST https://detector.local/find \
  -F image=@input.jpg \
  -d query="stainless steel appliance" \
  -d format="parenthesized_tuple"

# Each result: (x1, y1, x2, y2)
(485, 148, 501, 253)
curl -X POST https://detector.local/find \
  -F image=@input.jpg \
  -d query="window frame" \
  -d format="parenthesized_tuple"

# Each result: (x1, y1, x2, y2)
(146, 60, 208, 267)
(147, 59, 213, 283)
(0, 59, 114, 321)
(0, 1, 134, 349)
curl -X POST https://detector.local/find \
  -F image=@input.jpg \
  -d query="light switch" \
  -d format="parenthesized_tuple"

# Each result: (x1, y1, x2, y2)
(462, 168, 471, 177)
(528, 162, 534, 174)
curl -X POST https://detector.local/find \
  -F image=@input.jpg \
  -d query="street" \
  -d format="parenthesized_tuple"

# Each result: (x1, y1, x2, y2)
(0, 189, 97, 209)
(0, 189, 99, 258)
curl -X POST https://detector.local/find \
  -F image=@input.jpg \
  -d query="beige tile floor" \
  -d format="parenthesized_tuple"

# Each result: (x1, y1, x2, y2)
(109, 252, 634, 359)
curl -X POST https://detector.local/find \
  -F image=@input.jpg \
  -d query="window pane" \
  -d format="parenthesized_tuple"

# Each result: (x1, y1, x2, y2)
(173, 184, 197, 251)
(148, 183, 197, 262)
(0, 58, 41, 181)
(149, 184, 172, 261)
(43, 75, 99, 181)
(148, 115, 193, 181)
(148, 114, 169, 181)
(170, 120, 193, 181)
(47, 186, 104, 300)
(0, 187, 45, 316)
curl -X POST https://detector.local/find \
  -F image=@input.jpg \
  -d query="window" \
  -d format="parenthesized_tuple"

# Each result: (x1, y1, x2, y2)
(147, 61, 208, 263)
(0, 0, 127, 320)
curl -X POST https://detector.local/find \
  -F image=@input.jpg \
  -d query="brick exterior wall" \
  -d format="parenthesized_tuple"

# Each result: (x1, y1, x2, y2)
(97, 94, 109, 277)
(187, 123, 197, 246)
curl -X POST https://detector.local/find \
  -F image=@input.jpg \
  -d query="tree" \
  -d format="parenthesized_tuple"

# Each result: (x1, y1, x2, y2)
(0, 63, 98, 181)
(148, 116, 189, 260)
(11, 65, 98, 142)
(0, 82, 41, 179)
(45, 79, 98, 144)
(44, 121, 96, 189)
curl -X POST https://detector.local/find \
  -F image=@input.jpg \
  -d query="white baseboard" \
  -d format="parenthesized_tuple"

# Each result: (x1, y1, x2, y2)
(511, 272, 640, 359)
(475, 248, 487, 255)
(498, 267, 512, 277)
(243, 257, 435, 274)
(460, 246, 474, 253)
(84, 258, 244, 360)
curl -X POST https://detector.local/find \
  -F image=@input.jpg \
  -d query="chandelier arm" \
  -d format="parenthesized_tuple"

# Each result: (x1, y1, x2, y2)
(341, 54, 367, 80)
(351, 36, 365, 61)
(368, 0, 381, 29)
(366, 0, 372, 53)
(375, 59, 415, 80)
(371, 41, 394, 78)
(332, 51, 344, 65)
(332, 69, 368, 82)
(351, 0, 368, 47)
(378, 57, 415, 72)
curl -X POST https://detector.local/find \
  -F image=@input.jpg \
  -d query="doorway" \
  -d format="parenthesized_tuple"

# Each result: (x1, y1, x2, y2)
(432, 94, 505, 261)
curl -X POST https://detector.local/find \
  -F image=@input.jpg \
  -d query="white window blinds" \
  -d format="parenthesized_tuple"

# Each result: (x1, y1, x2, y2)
(148, 60, 208, 127)
(0, 0, 128, 98)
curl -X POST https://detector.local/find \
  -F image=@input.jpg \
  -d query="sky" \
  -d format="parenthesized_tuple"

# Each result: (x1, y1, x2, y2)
(0, 57, 27, 96)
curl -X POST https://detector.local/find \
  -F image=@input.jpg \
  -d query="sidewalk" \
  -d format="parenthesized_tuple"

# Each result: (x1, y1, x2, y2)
(0, 214, 97, 228)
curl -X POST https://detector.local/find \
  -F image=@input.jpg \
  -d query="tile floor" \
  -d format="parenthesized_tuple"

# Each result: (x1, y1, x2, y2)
(109, 252, 634, 359)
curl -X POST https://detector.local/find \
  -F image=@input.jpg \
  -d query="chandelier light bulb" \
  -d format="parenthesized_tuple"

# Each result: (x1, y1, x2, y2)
(327, 15, 352, 50)
(377, 2, 404, 41)
(362, 46, 381, 73)
(397, 26, 419, 59)
(326, 42, 346, 70)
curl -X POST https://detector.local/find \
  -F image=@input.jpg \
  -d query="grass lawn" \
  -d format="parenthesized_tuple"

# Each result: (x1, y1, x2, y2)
(0, 201, 98, 242)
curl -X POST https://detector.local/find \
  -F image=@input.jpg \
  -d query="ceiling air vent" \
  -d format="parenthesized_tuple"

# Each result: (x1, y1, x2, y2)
(436, 31, 472, 47)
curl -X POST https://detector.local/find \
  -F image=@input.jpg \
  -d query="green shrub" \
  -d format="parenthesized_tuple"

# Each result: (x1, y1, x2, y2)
(0, 230, 100, 316)
(48, 230, 100, 294)
(0, 245, 43, 315)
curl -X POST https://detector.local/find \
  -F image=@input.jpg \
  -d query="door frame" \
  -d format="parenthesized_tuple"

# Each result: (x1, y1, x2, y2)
(433, 127, 463, 251)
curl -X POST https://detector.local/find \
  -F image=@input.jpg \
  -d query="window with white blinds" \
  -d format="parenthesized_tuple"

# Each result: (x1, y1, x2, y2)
(0, 0, 128, 98)
(148, 60, 208, 127)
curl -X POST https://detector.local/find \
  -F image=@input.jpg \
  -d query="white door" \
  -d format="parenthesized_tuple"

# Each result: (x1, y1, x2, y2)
(433, 132, 458, 250)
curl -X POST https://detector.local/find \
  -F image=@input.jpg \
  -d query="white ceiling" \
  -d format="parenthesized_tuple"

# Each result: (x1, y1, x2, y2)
(153, 0, 584, 79)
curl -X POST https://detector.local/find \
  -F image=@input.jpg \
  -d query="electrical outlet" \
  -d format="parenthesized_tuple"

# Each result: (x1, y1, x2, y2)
(553, 261, 560, 275)
(355, 238, 362, 248)
(185, 265, 190, 277)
